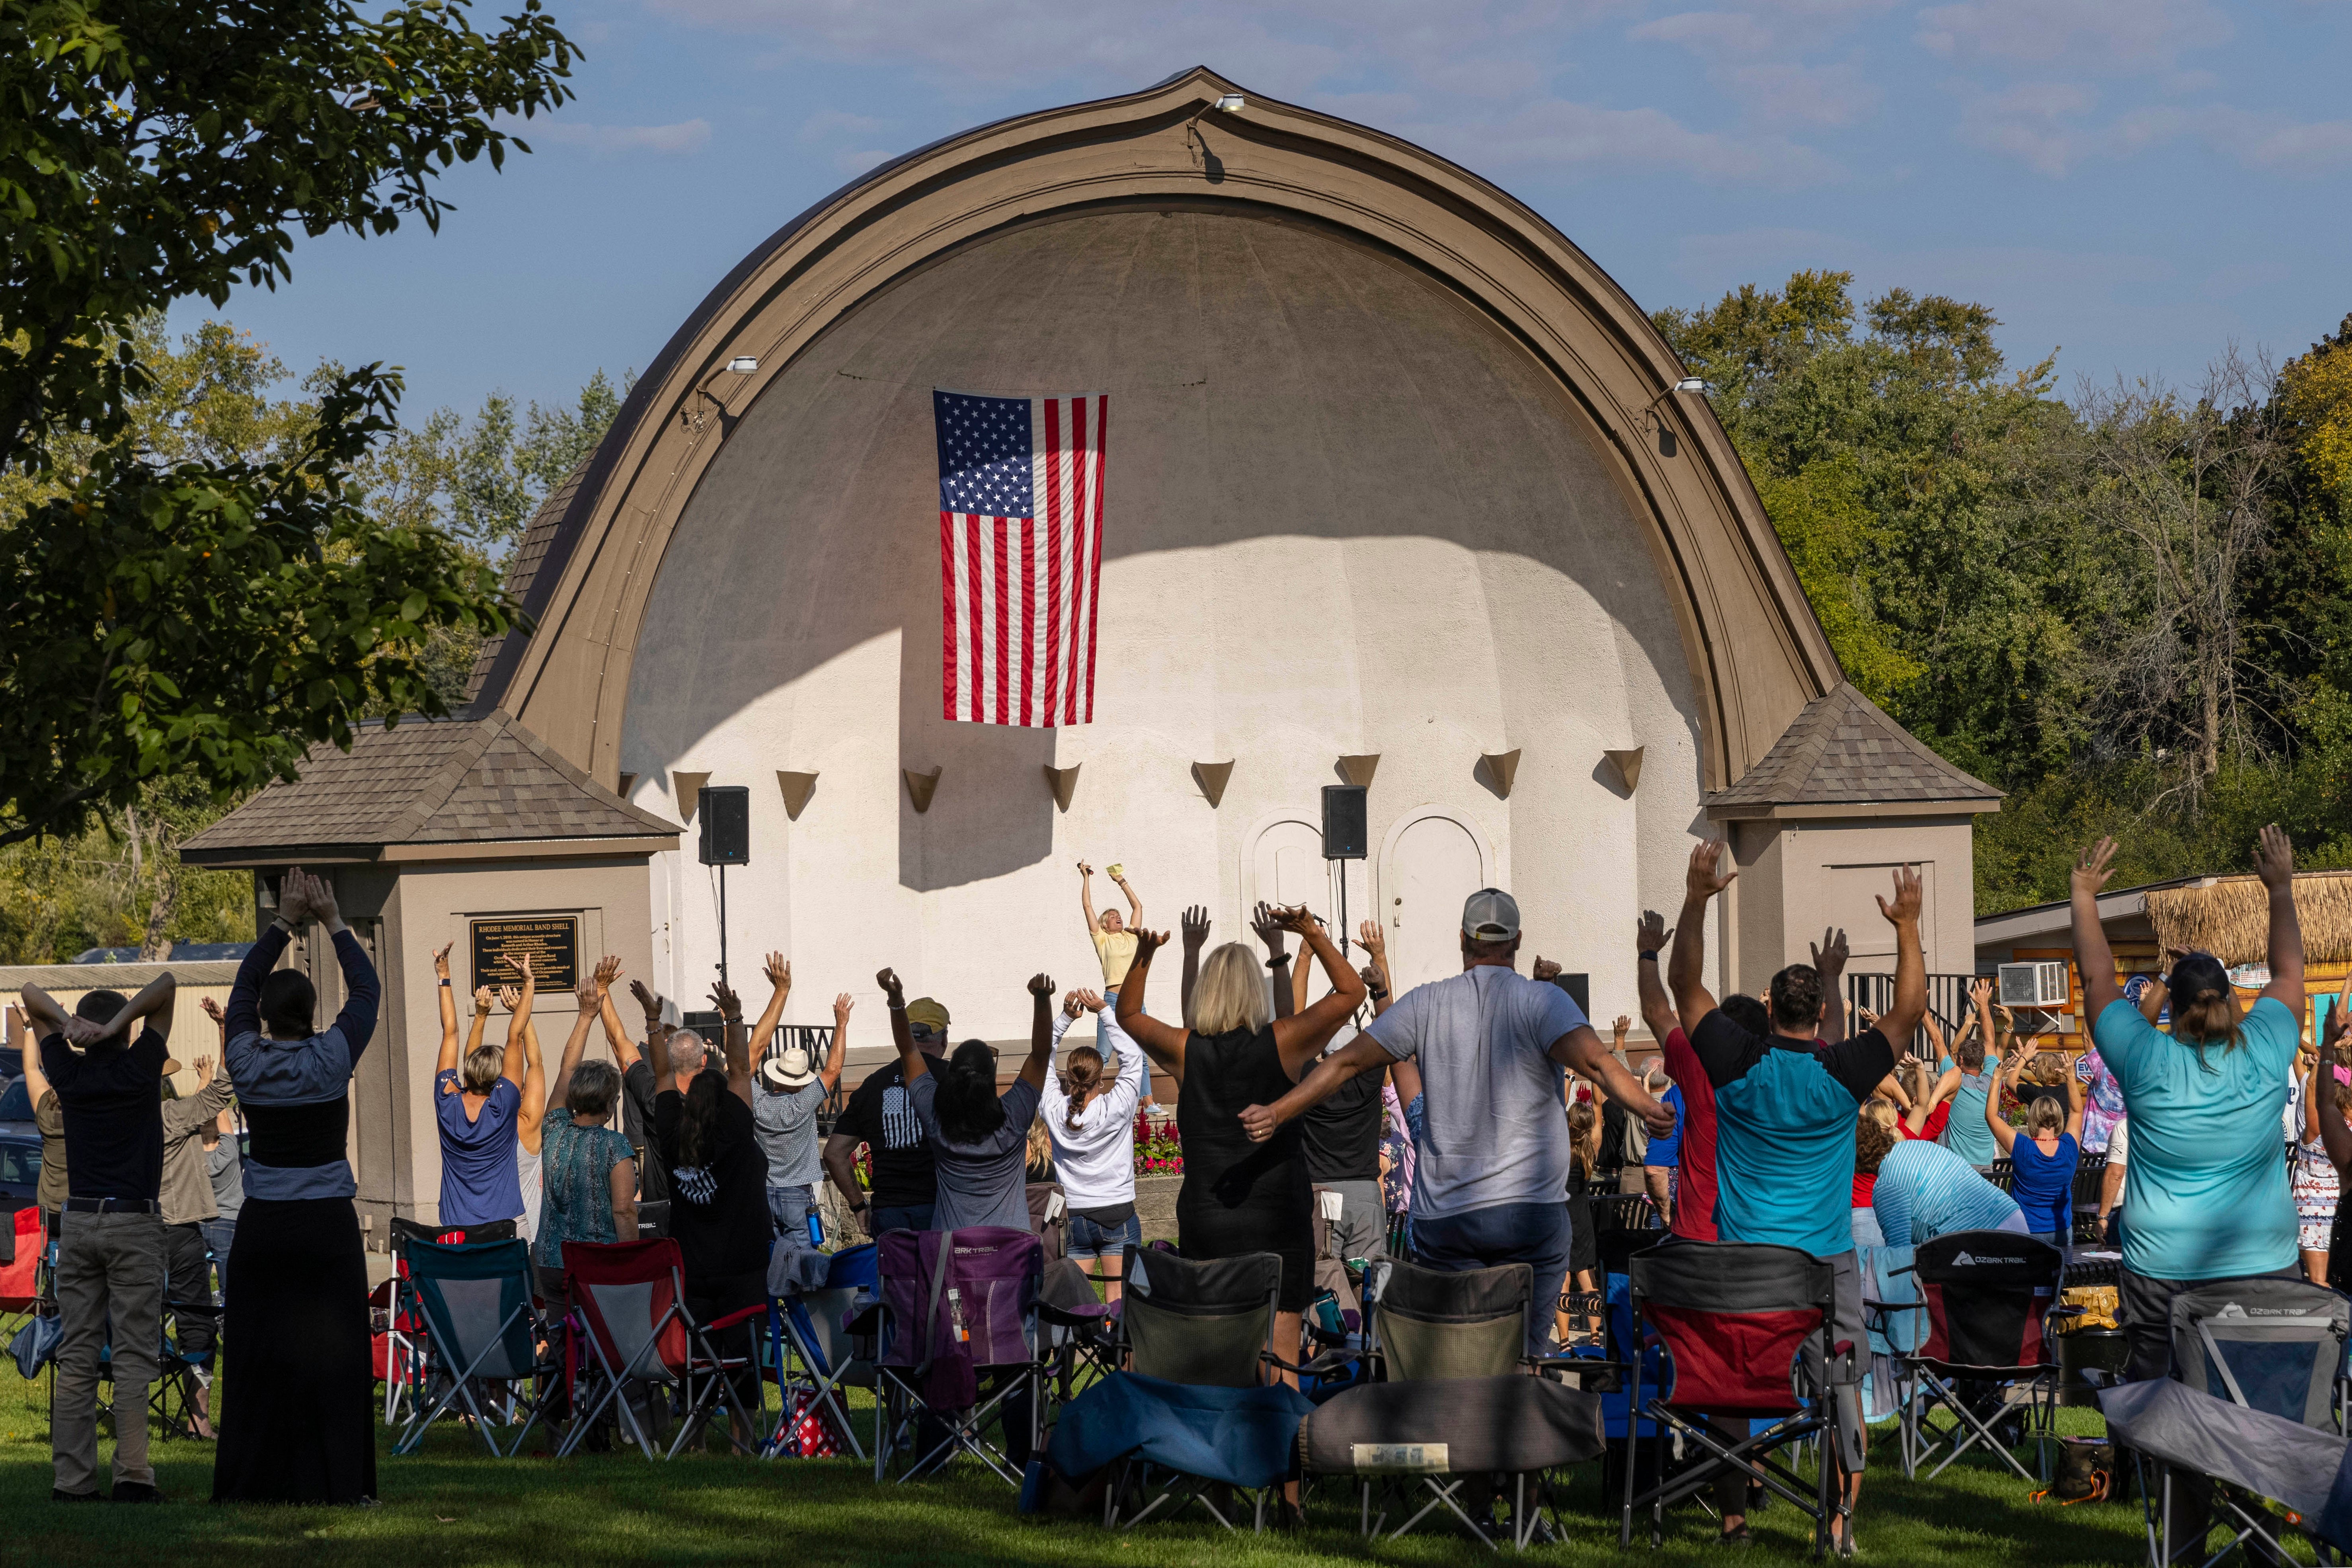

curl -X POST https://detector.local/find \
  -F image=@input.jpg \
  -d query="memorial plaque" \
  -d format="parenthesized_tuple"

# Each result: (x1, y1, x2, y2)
(469, 916, 579, 993)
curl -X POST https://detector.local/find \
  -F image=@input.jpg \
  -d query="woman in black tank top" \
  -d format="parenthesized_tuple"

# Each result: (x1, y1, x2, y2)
(1114, 908, 1365, 1366)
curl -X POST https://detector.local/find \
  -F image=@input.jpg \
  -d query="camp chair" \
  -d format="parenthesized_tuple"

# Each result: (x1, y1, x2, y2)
(562, 1237, 762, 1459)
(1621, 1241, 1860, 1554)
(1094, 1246, 1310, 1531)
(2102, 1376, 2352, 1568)
(369, 1275, 429, 1427)
(765, 1241, 877, 1461)
(1882, 1231, 2068, 1482)
(872, 1225, 1048, 1486)
(0, 1209, 42, 1339)
(392, 1237, 552, 1457)
(2169, 1276, 2348, 1433)
(1340, 1260, 1602, 1547)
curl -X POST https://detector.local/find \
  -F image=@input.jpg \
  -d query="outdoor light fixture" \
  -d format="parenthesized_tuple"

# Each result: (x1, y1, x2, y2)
(1640, 378, 1714, 458)
(1675, 377, 1711, 394)
(1217, 94, 1245, 111)
(727, 355, 759, 374)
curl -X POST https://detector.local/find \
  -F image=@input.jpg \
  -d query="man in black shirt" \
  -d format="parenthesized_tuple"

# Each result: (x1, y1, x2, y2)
(1302, 1032, 1387, 1261)
(25, 972, 178, 1502)
(824, 995, 948, 1234)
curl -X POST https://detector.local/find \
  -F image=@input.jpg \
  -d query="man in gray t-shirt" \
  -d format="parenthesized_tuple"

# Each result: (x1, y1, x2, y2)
(1240, 888, 1672, 1353)
(750, 974, 851, 1240)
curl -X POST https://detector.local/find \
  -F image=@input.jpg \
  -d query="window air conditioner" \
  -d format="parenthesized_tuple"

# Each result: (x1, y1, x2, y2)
(1996, 961, 2069, 1009)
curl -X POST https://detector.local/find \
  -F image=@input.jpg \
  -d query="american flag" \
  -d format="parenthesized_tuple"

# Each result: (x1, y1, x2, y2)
(932, 389, 1107, 727)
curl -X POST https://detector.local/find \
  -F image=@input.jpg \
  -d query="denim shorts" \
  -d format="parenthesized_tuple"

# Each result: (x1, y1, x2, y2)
(1067, 1207, 1143, 1259)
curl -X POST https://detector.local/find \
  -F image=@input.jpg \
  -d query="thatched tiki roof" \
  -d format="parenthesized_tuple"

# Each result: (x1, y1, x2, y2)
(2144, 871, 2352, 969)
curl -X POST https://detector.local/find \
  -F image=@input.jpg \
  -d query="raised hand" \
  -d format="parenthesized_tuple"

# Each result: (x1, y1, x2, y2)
(1358, 919, 1387, 964)
(577, 976, 601, 1013)
(876, 967, 905, 1005)
(300, 868, 342, 926)
(1636, 911, 1671, 955)
(1076, 860, 1094, 878)
(1612, 1014, 1632, 1040)
(199, 997, 226, 1025)
(1970, 976, 1994, 1006)
(1028, 972, 1056, 999)
(497, 985, 521, 1013)
(764, 952, 791, 991)
(432, 942, 454, 979)
(1130, 928, 1169, 967)
(1063, 989, 1087, 1019)
(1075, 989, 1105, 1014)
(1810, 927, 1849, 975)
(1249, 901, 1287, 954)
(1531, 956, 1562, 982)
(630, 979, 662, 1020)
(507, 950, 534, 983)
(474, 985, 494, 1015)
(1875, 864, 1924, 926)
(1685, 838, 1738, 901)
(1181, 905, 1211, 951)
(593, 954, 622, 992)
(833, 992, 854, 1025)
(274, 869, 315, 924)
(709, 979, 742, 1019)
(191, 1055, 214, 1082)
(2073, 838, 2119, 900)
(2256, 823, 2295, 890)
(1276, 904, 1320, 938)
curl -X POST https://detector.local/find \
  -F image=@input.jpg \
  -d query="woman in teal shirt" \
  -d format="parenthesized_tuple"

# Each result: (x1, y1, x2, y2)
(1932, 977, 2003, 1167)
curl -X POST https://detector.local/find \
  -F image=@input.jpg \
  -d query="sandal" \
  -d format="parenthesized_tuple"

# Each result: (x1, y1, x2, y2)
(1717, 1523, 1753, 1548)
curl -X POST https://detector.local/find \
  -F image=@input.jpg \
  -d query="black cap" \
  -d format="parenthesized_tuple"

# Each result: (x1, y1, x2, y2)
(2168, 951, 2231, 1002)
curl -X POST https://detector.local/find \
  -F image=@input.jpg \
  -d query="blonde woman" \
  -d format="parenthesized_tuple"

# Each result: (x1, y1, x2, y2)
(1115, 909, 1365, 1377)
(1985, 1051, 2083, 1245)
(1558, 1099, 1603, 1346)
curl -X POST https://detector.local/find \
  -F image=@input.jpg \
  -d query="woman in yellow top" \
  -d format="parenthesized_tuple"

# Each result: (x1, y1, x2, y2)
(1079, 860, 1150, 1103)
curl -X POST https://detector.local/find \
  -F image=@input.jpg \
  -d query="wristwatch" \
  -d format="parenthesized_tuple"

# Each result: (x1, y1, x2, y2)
(849, 1199, 870, 1214)
(1639, 950, 1661, 963)
(1266, 953, 1290, 968)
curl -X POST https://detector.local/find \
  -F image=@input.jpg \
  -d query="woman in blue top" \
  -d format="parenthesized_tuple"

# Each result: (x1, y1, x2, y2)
(1932, 977, 2003, 1166)
(1985, 1051, 2083, 1244)
(433, 950, 535, 1238)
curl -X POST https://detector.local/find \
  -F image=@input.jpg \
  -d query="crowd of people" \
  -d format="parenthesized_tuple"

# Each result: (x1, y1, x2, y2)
(18, 824, 2348, 1558)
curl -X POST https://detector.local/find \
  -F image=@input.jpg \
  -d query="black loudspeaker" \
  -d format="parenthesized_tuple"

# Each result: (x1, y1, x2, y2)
(1553, 972, 1590, 1020)
(698, 784, 750, 865)
(1321, 784, 1367, 860)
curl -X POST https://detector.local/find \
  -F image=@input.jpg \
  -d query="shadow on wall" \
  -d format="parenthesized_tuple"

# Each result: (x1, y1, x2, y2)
(895, 669, 1059, 890)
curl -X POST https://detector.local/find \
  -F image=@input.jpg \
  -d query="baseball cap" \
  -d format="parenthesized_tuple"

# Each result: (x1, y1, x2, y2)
(759, 1043, 816, 1091)
(905, 997, 950, 1033)
(1461, 888, 1521, 942)
(2168, 951, 2231, 1002)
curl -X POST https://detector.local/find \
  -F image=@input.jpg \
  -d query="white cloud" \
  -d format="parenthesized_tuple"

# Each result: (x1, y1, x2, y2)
(1954, 84, 2352, 176)
(1915, 0, 2231, 74)
(1444, 97, 1844, 186)
(832, 147, 893, 175)
(527, 118, 714, 155)
(1726, 59, 1883, 127)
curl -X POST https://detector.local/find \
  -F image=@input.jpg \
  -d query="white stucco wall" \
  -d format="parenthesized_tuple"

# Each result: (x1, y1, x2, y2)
(619, 209, 1718, 1043)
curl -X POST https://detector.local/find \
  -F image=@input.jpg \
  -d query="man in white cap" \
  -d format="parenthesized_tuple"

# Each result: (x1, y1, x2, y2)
(1241, 887, 1672, 1355)
(745, 952, 852, 1242)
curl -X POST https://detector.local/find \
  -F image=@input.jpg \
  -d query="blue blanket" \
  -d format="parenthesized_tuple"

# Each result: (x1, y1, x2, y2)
(1046, 1372, 1313, 1489)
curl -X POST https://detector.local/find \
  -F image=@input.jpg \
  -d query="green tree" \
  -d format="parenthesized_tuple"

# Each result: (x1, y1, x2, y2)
(0, 0, 577, 851)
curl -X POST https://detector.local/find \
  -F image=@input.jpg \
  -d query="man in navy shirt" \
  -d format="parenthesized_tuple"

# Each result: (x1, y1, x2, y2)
(25, 971, 179, 1502)
(1668, 839, 1926, 1555)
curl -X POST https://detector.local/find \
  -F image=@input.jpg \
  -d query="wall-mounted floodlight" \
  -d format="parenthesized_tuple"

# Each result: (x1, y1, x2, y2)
(1640, 378, 1714, 459)
(1674, 377, 1711, 394)
(1216, 94, 1246, 111)
(727, 355, 759, 374)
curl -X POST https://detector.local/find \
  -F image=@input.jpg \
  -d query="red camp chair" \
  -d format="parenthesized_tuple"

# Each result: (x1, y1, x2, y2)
(562, 1238, 764, 1459)
(0, 1208, 45, 1343)
(1622, 1241, 1862, 1554)
(1882, 1231, 2070, 1482)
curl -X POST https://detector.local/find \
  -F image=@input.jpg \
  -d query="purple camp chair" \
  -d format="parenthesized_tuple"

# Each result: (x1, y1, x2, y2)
(873, 1226, 1047, 1484)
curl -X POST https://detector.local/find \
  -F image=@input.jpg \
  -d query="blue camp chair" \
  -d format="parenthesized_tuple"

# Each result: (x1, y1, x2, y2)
(393, 1237, 550, 1457)
(765, 1242, 877, 1460)
(2169, 1276, 2348, 1432)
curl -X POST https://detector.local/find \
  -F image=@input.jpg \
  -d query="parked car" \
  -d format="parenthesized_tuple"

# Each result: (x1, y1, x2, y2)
(0, 1125, 40, 1214)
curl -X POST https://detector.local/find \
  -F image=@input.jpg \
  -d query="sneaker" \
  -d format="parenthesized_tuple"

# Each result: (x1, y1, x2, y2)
(109, 1481, 164, 1503)
(52, 1488, 101, 1503)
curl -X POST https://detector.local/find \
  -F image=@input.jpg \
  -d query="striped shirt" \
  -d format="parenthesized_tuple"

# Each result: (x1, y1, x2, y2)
(1872, 1137, 2020, 1248)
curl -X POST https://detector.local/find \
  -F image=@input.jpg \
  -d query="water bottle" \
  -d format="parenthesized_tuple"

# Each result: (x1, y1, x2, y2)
(946, 1286, 969, 1344)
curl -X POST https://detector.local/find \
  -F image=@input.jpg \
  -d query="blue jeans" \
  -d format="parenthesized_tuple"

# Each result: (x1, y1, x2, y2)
(1067, 1208, 1142, 1260)
(767, 1184, 819, 1244)
(872, 1203, 934, 1236)
(1412, 1201, 1574, 1357)
(1103, 989, 1155, 1104)
(200, 1217, 236, 1307)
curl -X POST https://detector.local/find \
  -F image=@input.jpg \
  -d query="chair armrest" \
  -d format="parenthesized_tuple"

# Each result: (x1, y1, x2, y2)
(705, 1302, 770, 1334)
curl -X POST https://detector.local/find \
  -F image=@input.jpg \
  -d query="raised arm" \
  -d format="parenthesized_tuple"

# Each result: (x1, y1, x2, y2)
(1111, 866, 1142, 928)
(1180, 905, 1210, 1025)
(820, 993, 852, 1096)
(1358, 920, 1394, 1019)
(517, 1017, 546, 1139)
(2065, 1053, 2087, 1140)
(747, 953, 792, 1061)
(1112, 930, 1191, 1079)
(1239, 1034, 1392, 1143)
(2069, 838, 2125, 1023)
(19, 985, 70, 1045)
(289, 868, 374, 1059)
(1018, 973, 1057, 1090)
(1812, 927, 1850, 1044)
(1875, 866, 1929, 1047)
(2137, 973, 2169, 1024)
(69, 970, 177, 1051)
(1290, 922, 1316, 1018)
(2256, 824, 2305, 1011)
(1983, 1055, 2020, 1155)
(710, 978, 751, 1106)
(224, 877, 304, 1041)
(2321, 996, 2352, 1175)
(550, 968, 604, 1118)
(20, 1007, 52, 1103)
(1270, 908, 1368, 1078)
(1250, 903, 1295, 1020)
(1970, 977, 1999, 1067)
(1077, 860, 1101, 934)
(498, 951, 536, 1090)
(1671, 839, 1735, 1036)
(1636, 912, 1678, 1045)
(877, 967, 924, 1082)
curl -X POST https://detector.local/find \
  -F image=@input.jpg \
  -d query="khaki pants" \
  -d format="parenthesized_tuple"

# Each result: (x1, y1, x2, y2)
(53, 1209, 165, 1495)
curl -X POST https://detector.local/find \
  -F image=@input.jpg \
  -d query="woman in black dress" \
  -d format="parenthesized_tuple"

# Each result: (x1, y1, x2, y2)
(214, 868, 381, 1504)
(1115, 909, 1365, 1374)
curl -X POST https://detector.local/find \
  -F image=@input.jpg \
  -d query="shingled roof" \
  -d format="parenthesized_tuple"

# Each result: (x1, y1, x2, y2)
(462, 460, 586, 710)
(1705, 683, 2002, 819)
(181, 707, 678, 866)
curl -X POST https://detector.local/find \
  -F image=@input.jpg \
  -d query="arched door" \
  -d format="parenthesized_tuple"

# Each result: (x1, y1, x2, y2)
(1248, 816, 1328, 918)
(1382, 813, 1488, 995)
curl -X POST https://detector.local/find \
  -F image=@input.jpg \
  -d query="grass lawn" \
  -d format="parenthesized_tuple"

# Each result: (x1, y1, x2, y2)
(0, 1365, 2269, 1567)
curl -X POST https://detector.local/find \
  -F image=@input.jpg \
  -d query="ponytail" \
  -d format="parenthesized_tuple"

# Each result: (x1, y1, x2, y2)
(1064, 1047, 1104, 1132)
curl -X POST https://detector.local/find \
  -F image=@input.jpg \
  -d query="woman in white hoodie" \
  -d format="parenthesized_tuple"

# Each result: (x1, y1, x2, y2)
(1043, 989, 1148, 1301)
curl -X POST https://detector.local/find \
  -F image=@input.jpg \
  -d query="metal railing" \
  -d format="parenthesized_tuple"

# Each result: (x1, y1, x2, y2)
(1843, 972, 1986, 1058)
(678, 1015, 846, 1126)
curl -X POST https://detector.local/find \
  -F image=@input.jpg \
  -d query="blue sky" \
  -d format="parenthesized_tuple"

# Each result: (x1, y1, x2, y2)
(172, 0, 2352, 424)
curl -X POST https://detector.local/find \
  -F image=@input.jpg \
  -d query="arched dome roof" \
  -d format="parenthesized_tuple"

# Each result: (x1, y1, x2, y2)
(467, 66, 1840, 790)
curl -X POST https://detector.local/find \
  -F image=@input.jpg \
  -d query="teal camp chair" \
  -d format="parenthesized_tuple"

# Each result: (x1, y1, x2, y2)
(394, 1237, 550, 1457)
